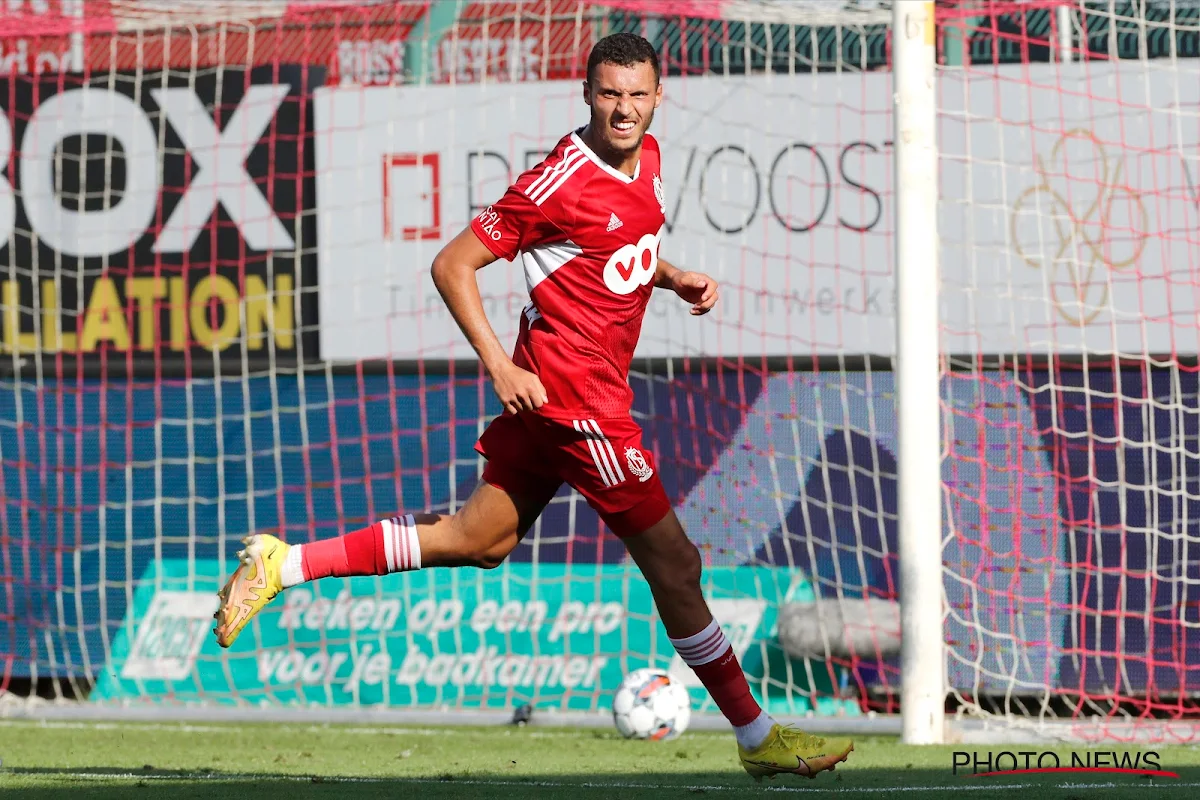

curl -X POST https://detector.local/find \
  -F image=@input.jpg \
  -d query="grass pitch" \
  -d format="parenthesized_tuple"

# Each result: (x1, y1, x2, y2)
(1, 719, 1199, 798)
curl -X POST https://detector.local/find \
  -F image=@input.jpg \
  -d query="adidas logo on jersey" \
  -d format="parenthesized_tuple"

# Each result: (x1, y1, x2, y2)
(606, 213, 623, 232)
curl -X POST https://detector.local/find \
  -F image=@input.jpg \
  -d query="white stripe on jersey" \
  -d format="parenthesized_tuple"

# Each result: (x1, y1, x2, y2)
(523, 147, 573, 198)
(524, 146, 583, 202)
(521, 239, 582, 293)
(530, 155, 588, 206)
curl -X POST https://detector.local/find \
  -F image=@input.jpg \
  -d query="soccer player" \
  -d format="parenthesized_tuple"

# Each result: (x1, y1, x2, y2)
(213, 32, 853, 781)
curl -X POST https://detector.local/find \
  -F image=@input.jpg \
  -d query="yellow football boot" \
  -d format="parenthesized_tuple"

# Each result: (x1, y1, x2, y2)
(739, 724, 854, 781)
(213, 534, 290, 648)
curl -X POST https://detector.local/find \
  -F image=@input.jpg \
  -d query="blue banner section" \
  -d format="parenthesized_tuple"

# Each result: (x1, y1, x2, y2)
(5, 367, 1200, 699)
(90, 559, 853, 717)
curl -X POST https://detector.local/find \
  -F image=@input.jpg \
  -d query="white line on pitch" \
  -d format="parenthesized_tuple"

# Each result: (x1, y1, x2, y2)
(0, 720, 601, 738)
(19, 772, 1200, 794)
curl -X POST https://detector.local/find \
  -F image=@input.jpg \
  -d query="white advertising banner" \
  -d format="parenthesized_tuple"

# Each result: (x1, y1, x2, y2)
(314, 63, 1200, 360)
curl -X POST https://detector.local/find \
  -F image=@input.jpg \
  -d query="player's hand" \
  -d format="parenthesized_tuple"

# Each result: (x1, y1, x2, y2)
(672, 271, 719, 315)
(491, 361, 549, 415)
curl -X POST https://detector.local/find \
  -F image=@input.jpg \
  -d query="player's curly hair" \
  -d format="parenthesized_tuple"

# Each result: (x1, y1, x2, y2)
(586, 33, 661, 85)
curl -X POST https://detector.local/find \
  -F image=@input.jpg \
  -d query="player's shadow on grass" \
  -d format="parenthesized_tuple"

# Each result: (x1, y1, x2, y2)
(1, 765, 1187, 799)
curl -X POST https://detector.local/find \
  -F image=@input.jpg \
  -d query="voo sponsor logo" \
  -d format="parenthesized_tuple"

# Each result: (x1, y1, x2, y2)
(603, 225, 664, 296)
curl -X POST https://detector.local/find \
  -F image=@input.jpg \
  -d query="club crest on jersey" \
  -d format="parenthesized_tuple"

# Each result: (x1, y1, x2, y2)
(603, 225, 665, 295)
(625, 447, 653, 482)
(653, 173, 665, 215)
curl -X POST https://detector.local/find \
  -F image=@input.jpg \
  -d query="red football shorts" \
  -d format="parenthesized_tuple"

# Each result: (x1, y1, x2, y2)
(473, 412, 671, 538)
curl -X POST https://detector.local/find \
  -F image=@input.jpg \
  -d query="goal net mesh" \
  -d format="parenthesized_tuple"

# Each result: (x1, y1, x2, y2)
(3, 0, 1200, 740)
(937, 0, 1200, 738)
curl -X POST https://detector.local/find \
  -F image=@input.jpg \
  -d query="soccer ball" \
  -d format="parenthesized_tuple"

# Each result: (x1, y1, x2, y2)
(611, 668, 692, 740)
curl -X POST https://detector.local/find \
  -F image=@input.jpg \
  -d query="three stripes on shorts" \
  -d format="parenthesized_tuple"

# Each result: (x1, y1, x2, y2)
(572, 418, 625, 487)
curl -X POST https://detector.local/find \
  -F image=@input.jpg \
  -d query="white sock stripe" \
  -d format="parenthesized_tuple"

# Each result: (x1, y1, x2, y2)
(676, 640, 724, 661)
(396, 515, 410, 573)
(669, 619, 720, 649)
(399, 516, 411, 571)
(679, 632, 730, 666)
(380, 518, 396, 572)
(588, 419, 626, 482)
(402, 513, 421, 570)
(670, 619, 733, 666)
(675, 626, 724, 657)
(377, 516, 422, 574)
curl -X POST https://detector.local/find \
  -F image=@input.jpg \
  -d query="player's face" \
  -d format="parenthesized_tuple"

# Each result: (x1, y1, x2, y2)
(583, 61, 662, 155)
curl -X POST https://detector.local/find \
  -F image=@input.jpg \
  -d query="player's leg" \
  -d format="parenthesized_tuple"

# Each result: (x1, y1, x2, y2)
(292, 476, 552, 577)
(621, 511, 852, 780)
(213, 478, 555, 647)
(213, 413, 561, 648)
(545, 416, 771, 737)
(618, 509, 766, 733)
(551, 415, 851, 780)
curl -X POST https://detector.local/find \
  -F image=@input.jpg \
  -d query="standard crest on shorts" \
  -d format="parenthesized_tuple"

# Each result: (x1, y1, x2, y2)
(625, 447, 653, 482)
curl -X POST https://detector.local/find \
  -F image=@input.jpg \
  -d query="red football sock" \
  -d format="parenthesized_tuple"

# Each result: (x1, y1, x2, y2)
(297, 515, 421, 582)
(669, 619, 762, 727)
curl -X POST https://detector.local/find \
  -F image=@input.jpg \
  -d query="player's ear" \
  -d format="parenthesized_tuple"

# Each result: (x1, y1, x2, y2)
(582, 79, 592, 106)
(654, 81, 662, 109)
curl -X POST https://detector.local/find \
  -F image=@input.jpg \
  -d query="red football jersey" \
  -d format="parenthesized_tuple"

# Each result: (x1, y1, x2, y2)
(470, 128, 667, 421)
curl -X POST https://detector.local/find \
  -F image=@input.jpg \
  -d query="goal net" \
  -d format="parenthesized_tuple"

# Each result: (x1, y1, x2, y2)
(934, 0, 1200, 741)
(3, 0, 1200, 742)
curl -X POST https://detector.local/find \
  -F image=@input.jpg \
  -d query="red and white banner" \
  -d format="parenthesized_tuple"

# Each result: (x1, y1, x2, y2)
(0, 1, 591, 82)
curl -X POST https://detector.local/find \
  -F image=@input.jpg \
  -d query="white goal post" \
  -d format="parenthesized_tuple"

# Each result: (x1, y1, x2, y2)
(893, 0, 945, 746)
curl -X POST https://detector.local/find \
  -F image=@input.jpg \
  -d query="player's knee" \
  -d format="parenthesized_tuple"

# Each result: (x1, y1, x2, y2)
(438, 512, 518, 569)
(674, 540, 703, 590)
(446, 539, 513, 570)
(474, 535, 516, 570)
(459, 519, 518, 569)
(647, 538, 702, 595)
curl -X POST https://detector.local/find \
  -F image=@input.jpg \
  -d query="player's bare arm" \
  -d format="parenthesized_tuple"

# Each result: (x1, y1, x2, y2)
(656, 256, 719, 315)
(431, 228, 549, 414)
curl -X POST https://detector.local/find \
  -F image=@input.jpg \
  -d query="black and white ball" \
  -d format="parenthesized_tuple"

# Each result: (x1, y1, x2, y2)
(611, 668, 692, 740)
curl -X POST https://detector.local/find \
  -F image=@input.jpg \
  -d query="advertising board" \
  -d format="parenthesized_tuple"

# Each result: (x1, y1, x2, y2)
(0, 66, 319, 364)
(314, 63, 1200, 360)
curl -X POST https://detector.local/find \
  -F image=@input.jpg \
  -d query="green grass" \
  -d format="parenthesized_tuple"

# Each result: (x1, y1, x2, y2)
(0, 719, 1198, 798)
